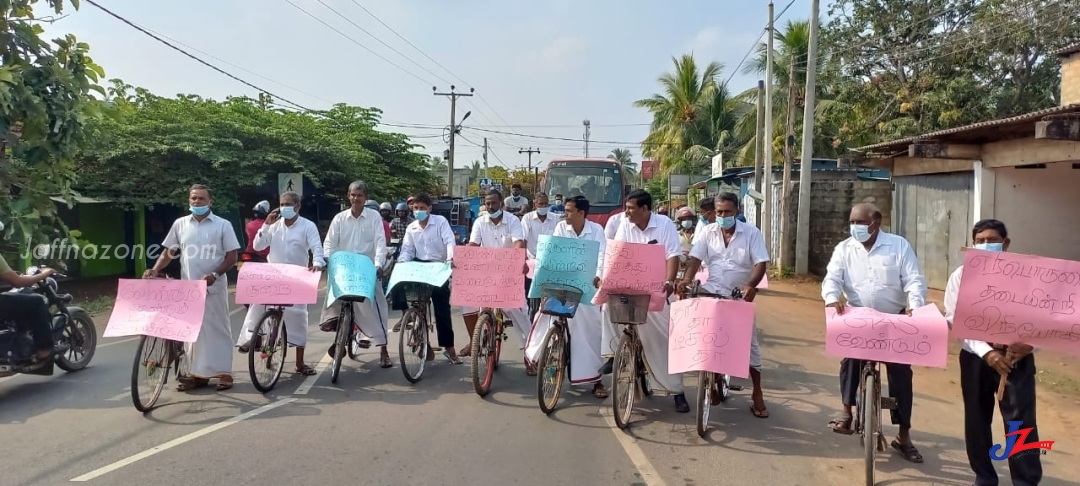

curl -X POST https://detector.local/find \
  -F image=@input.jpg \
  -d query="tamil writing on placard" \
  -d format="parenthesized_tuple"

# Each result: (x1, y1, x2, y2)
(668, 297, 755, 378)
(104, 278, 207, 343)
(326, 252, 377, 307)
(450, 246, 526, 308)
(528, 234, 600, 302)
(953, 249, 1080, 353)
(824, 304, 949, 368)
(235, 262, 320, 305)
(592, 241, 666, 309)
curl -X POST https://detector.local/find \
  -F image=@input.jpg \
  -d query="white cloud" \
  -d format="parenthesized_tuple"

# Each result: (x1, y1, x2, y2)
(684, 26, 723, 55)
(535, 35, 586, 72)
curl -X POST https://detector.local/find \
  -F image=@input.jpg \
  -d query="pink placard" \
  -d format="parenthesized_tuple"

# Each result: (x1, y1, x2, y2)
(450, 246, 527, 308)
(694, 267, 768, 288)
(825, 304, 950, 368)
(526, 259, 536, 279)
(104, 279, 207, 343)
(235, 262, 321, 305)
(593, 241, 667, 311)
(953, 250, 1080, 353)
(668, 297, 756, 378)
(759, 273, 769, 289)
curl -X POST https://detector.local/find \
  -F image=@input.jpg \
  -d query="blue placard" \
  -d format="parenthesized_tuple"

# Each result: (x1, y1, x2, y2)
(326, 252, 377, 308)
(385, 261, 452, 295)
(528, 234, 600, 304)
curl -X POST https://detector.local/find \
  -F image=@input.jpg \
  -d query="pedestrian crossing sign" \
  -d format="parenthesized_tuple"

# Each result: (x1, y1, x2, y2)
(278, 173, 302, 197)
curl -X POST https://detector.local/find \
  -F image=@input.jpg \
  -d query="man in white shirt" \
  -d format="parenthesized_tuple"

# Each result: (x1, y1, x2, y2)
(504, 183, 529, 217)
(522, 192, 558, 320)
(398, 193, 462, 363)
(821, 202, 927, 463)
(599, 189, 690, 413)
(459, 189, 534, 375)
(943, 219, 1041, 486)
(319, 181, 393, 369)
(523, 196, 609, 398)
(692, 196, 716, 245)
(236, 191, 325, 375)
(677, 192, 771, 418)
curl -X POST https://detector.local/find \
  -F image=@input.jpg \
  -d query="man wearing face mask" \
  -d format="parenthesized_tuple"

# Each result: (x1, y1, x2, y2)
(549, 193, 566, 222)
(822, 202, 927, 464)
(943, 219, 1041, 486)
(504, 183, 529, 217)
(522, 192, 557, 320)
(675, 206, 697, 254)
(692, 197, 715, 245)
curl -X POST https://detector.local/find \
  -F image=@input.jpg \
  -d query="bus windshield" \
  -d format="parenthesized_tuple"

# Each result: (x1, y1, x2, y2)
(545, 164, 624, 206)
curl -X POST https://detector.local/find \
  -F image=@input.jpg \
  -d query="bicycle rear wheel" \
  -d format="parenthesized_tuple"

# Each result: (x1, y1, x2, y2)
(470, 311, 496, 396)
(249, 311, 288, 393)
(696, 371, 714, 438)
(492, 313, 504, 371)
(611, 333, 636, 429)
(536, 322, 567, 414)
(862, 373, 877, 485)
(331, 304, 352, 384)
(398, 308, 427, 383)
(131, 335, 170, 412)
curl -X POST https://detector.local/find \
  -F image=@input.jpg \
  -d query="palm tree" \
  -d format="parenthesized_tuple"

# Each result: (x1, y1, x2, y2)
(608, 148, 639, 186)
(429, 156, 447, 183)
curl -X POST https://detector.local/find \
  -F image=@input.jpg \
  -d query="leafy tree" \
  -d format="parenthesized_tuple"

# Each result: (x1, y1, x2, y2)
(0, 0, 105, 262)
(608, 148, 639, 186)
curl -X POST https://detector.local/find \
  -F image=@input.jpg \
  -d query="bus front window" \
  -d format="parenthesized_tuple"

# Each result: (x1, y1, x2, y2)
(545, 166, 623, 206)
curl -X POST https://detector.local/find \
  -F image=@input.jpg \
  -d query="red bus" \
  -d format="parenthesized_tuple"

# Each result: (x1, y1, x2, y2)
(542, 157, 629, 227)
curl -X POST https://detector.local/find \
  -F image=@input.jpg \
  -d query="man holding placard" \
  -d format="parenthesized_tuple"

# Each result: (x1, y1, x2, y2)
(235, 191, 325, 376)
(522, 192, 558, 320)
(144, 184, 241, 391)
(944, 219, 1042, 486)
(319, 181, 393, 369)
(677, 192, 771, 418)
(821, 202, 928, 464)
(459, 189, 533, 374)
(398, 194, 461, 364)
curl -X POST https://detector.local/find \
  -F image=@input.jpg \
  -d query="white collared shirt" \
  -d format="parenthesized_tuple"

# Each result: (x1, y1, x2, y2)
(254, 216, 325, 267)
(469, 211, 525, 248)
(162, 212, 241, 294)
(604, 212, 624, 240)
(613, 213, 682, 262)
(691, 218, 713, 245)
(821, 231, 927, 314)
(553, 220, 607, 278)
(399, 214, 456, 262)
(942, 265, 1035, 358)
(323, 207, 388, 268)
(689, 221, 770, 296)
(521, 210, 559, 259)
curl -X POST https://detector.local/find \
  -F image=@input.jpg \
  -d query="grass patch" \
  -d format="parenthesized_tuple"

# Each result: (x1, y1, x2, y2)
(1038, 367, 1080, 398)
(76, 295, 115, 317)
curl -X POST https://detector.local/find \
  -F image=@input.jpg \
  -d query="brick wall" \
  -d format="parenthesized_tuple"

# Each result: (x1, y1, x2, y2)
(1062, 52, 1080, 106)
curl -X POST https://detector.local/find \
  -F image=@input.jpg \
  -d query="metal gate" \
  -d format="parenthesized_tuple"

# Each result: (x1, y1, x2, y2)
(892, 172, 973, 289)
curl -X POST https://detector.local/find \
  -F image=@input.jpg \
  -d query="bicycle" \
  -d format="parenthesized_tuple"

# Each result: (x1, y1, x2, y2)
(330, 295, 368, 384)
(247, 303, 292, 392)
(854, 360, 894, 485)
(607, 293, 661, 429)
(130, 276, 193, 413)
(534, 283, 584, 414)
(683, 281, 747, 438)
(470, 307, 510, 397)
(397, 282, 436, 383)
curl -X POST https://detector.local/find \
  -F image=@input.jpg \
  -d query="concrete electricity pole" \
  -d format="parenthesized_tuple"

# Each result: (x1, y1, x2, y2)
(483, 137, 490, 179)
(754, 79, 765, 227)
(520, 147, 540, 192)
(582, 119, 591, 157)
(795, 0, 820, 275)
(433, 85, 474, 197)
(762, 2, 776, 254)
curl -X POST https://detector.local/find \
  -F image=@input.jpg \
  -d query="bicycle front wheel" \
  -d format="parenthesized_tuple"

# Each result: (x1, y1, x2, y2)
(611, 333, 637, 429)
(249, 311, 287, 393)
(470, 311, 496, 397)
(696, 371, 714, 438)
(331, 305, 352, 384)
(398, 308, 427, 383)
(862, 373, 877, 485)
(131, 335, 170, 413)
(536, 322, 567, 414)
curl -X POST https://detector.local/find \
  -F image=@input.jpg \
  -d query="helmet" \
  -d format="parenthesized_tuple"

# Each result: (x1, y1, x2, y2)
(365, 200, 380, 210)
(379, 202, 393, 211)
(406, 196, 415, 204)
(395, 202, 409, 211)
(253, 200, 270, 216)
(676, 206, 695, 219)
(658, 205, 668, 214)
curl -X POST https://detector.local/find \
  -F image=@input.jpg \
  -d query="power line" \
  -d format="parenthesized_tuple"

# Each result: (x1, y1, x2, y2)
(723, 0, 796, 86)
(84, 0, 312, 111)
(347, 0, 467, 87)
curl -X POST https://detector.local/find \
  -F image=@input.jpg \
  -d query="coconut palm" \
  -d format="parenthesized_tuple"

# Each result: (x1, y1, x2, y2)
(608, 148, 639, 186)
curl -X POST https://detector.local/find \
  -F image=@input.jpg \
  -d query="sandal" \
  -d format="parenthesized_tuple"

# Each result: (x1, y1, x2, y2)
(177, 376, 209, 391)
(295, 364, 317, 376)
(379, 355, 393, 368)
(891, 440, 924, 463)
(593, 384, 609, 398)
(357, 339, 372, 349)
(444, 350, 463, 365)
(319, 320, 338, 333)
(216, 379, 233, 391)
(525, 359, 537, 376)
(828, 416, 855, 435)
(750, 403, 770, 418)
(458, 346, 472, 357)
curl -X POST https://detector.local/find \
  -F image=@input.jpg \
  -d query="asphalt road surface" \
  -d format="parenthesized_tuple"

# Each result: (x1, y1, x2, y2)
(2, 289, 1075, 486)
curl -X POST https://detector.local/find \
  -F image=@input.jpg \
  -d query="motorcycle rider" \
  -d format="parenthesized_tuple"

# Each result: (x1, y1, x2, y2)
(0, 220, 57, 362)
(245, 201, 271, 260)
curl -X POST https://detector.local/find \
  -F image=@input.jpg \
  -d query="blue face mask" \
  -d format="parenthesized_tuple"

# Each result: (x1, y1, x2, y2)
(699, 216, 707, 225)
(681, 220, 694, 229)
(719, 216, 736, 230)
(279, 206, 297, 219)
(414, 210, 429, 221)
(536, 207, 549, 216)
(850, 224, 872, 243)
(190, 205, 209, 216)
(974, 242, 1003, 252)
(489, 209, 503, 219)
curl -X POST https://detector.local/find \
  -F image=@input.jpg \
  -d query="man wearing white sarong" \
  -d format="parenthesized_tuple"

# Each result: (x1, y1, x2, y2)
(145, 184, 240, 391)
(235, 191, 325, 376)
(523, 196, 608, 398)
(522, 192, 558, 321)
(458, 189, 534, 375)
(318, 180, 394, 369)
(599, 189, 690, 413)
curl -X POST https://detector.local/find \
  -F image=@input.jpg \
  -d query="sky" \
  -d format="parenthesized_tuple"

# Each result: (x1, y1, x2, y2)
(48, 0, 815, 173)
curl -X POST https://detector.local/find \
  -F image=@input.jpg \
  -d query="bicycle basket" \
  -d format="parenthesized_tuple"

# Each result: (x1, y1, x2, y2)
(539, 284, 583, 319)
(606, 293, 651, 325)
(402, 282, 434, 303)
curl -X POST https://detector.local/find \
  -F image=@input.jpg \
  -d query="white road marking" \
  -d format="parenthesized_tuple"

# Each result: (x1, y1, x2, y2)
(104, 391, 129, 401)
(96, 337, 138, 349)
(69, 398, 296, 482)
(598, 407, 668, 486)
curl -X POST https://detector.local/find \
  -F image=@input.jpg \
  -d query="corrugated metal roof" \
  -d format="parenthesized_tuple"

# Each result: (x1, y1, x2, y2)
(1057, 43, 1080, 57)
(853, 103, 1080, 153)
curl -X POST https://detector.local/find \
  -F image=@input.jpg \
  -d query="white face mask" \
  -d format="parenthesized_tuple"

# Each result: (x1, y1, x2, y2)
(850, 224, 873, 243)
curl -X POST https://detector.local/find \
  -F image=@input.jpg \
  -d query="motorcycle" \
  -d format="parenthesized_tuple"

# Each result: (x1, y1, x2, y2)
(0, 266, 97, 377)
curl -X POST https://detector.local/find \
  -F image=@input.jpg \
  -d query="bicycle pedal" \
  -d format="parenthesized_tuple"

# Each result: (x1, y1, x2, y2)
(880, 397, 898, 410)
(729, 385, 744, 391)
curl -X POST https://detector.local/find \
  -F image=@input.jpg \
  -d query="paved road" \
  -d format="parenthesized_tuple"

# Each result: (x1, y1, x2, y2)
(2, 286, 1075, 486)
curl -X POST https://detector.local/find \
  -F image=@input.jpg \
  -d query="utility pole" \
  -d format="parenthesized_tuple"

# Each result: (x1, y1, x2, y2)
(520, 147, 540, 195)
(582, 119, 591, 157)
(795, 0, 820, 275)
(433, 85, 474, 197)
(483, 137, 490, 179)
(762, 2, 776, 256)
(779, 53, 798, 269)
(754, 79, 765, 227)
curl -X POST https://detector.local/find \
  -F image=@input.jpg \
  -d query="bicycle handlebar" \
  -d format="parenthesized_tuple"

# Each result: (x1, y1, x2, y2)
(685, 281, 744, 301)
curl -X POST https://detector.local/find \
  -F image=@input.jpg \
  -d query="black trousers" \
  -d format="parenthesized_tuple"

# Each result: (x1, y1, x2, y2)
(839, 358, 913, 428)
(960, 349, 1042, 486)
(430, 282, 454, 348)
(0, 293, 54, 351)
